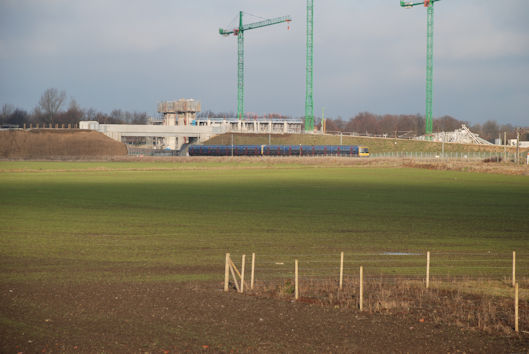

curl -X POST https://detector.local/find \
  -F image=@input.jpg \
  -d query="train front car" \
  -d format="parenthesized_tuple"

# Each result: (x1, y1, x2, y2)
(359, 146, 370, 157)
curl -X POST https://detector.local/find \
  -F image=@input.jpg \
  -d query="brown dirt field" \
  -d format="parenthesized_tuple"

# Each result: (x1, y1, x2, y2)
(1, 280, 528, 353)
(0, 129, 127, 158)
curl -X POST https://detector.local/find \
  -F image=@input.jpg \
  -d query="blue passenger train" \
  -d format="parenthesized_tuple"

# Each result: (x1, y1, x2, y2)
(188, 145, 369, 157)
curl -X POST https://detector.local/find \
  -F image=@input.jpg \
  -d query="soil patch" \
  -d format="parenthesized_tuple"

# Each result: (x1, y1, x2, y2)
(0, 129, 127, 158)
(1, 281, 527, 353)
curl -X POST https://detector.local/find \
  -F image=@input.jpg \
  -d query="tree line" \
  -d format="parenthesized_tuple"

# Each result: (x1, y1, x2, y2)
(1, 88, 148, 127)
(317, 112, 522, 142)
(2, 88, 525, 142)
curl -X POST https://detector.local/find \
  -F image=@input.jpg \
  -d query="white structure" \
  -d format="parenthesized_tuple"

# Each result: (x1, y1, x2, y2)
(195, 117, 302, 134)
(509, 139, 529, 148)
(80, 98, 303, 150)
(417, 125, 493, 145)
(80, 117, 303, 151)
(79, 121, 222, 149)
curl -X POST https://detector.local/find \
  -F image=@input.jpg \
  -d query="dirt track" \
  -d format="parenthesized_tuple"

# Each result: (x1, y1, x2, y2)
(1, 281, 528, 353)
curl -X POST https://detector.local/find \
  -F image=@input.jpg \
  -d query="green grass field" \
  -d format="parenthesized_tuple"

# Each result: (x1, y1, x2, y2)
(1, 160, 528, 285)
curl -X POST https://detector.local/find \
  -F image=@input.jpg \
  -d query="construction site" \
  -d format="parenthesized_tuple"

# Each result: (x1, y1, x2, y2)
(2, 2, 529, 354)
(1, 0, 526, 161)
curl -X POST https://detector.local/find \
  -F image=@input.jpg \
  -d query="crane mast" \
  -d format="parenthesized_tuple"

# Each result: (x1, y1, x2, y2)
(220, 12, 291, 120)
(400, 0, 440, 137)
(305, 0, 314, 131)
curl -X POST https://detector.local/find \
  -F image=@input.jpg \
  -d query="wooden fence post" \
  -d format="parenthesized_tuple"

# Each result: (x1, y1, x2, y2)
(515, 282, 519, 333)
(339, 251, 344, 290)
(229, 260, 240, 293)
(512, 251, 516, 287)
(224, 253, 230, 292)
(295, 259, 299, 300)
(240, 255, 246, 293)
(426, 251, 430, 289)
(359, 266, 363, 311)
(251, 252, 255, 290)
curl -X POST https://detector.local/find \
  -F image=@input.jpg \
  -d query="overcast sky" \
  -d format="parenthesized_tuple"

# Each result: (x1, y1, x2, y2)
(1, 0, 528, 125)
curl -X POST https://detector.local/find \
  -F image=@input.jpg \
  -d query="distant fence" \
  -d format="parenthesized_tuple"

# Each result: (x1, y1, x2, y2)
(127, 147, 181, 156)
(370, 151, 526, 162)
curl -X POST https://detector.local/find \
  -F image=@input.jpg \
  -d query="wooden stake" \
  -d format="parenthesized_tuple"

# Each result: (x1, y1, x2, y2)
(229, 258, 242, 278)
(295, 259, 299, 300)
(224, 253, 230, 292)
(339, 251, 344, 290)
(229, 258, 248, 290)
(512, 251, 516, 287)
(426, 251, 430, 289)
(229, 262, 240, 292)
(251, 252, 255, 290)
(240, 255, 246, 293)
(515, 282, 519, 333)
(359, 266, 363, 311)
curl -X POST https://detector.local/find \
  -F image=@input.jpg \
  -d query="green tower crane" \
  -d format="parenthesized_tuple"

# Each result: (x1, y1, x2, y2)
(400, 0, 440, 137)
(305, 0, 314, 131)
(220, 12, 291, 120)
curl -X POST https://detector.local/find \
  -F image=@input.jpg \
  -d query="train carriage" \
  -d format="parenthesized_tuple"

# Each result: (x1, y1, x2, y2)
(189, 144, 369, 157)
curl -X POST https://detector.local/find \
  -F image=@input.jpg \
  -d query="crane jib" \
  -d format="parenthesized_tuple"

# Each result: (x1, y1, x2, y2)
(219, 15, 291, 36)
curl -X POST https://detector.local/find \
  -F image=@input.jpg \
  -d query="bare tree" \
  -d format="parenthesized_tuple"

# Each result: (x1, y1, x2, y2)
(1, 104, 15, 123)
(481, 120, 499, 141)
(38, 88, 66, 125)
(60, 98, 84, 125)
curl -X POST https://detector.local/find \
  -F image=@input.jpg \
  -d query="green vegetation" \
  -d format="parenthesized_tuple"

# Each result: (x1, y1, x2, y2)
(1, 160, 528, 285)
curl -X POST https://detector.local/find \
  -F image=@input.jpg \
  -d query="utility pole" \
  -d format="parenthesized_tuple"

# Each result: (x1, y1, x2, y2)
(504, 131, 507, 162)
(442, 131, 445, 158)
(516, 127, 520, 164)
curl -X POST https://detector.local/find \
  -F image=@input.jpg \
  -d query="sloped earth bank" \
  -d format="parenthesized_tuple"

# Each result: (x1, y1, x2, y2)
(0, 130, 127, 158)
(1, 281, 527, 353)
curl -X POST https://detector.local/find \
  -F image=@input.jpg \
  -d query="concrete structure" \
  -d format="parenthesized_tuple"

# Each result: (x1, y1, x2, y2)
(80, 98, 303, 151)
(79, 121, 222, 149)
(158, 99, 201, 127)
(80, 117, 303, 151)
(157, 99, 201, 149)
(195, 117, 302, 134)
